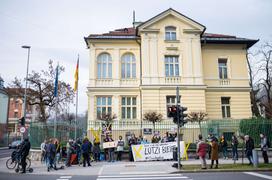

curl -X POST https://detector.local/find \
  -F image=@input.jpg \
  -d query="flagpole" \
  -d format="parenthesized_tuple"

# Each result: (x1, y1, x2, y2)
(54, 62, 59, 138)
(74, 55, 79, 140)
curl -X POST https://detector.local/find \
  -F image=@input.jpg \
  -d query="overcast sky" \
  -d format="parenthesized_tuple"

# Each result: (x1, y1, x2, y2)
(0, 0, 271, 114)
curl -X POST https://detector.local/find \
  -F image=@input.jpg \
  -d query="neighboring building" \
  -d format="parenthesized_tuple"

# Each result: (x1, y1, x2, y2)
(6, 88, 40, 136)
(84, 9, 258, 131)
(0, 76, 9, 146)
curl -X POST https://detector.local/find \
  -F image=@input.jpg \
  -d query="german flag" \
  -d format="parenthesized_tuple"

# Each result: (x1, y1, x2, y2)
(74, 56, 79, 91)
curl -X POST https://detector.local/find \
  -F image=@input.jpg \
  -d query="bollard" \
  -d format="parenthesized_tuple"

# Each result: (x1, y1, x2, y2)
(252, 149, 259, 168)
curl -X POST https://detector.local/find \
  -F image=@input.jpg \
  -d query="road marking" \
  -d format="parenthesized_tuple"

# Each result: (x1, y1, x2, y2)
(98, 165, 104, 175)
(244, 172, 272, 180)
(57, 179, 69, 180)
(120, 171, 167, 175)
(97, 177, 188, 180)
(59, 176, 72, 179)
(99, 174, 184, 178)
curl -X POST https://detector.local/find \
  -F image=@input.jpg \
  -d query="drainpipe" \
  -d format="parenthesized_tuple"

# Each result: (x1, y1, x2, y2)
(136, 38, 143, 136)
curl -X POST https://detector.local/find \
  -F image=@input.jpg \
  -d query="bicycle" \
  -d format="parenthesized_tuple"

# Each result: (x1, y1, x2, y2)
(6, 151, 31, 170)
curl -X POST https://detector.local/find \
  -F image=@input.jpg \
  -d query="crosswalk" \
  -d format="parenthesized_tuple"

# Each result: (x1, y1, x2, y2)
(96, 174, 192, 180)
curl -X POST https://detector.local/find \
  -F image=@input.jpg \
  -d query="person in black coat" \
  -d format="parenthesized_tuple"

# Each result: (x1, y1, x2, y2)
(19, 137, 31, 173)
(128, 134, 137, 162)
(245, 135, 254, 165)
(81, 138, 91, 167)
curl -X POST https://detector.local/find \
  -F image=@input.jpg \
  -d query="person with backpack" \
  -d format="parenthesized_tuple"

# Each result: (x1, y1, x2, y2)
(260, 133, 269, 164)
(81, 138, 92, 167)
(245, 135, 254, 165)
(19, 137, 31, 173)
(45, 138, 57, 172)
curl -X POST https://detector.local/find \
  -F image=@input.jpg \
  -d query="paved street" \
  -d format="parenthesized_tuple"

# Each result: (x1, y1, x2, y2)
(0, 171, 272, 180)
(0, 148, 12, 159)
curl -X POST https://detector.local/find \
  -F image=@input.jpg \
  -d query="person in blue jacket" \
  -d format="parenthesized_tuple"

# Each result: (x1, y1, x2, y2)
(81, 138, 92, 167)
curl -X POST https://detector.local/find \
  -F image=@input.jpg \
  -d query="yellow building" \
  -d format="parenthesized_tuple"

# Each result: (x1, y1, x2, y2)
(84, 8, 258, 135)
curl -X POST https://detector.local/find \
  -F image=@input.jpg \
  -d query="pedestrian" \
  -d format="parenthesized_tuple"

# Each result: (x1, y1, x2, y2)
(141, 136, 149, 144)
(162, 132, 169, 143)
(220, 135, 228, 159)
(116, 136, 124, 161)
(19, 137, 31, 173)
(260, 133, 269, 164)
(45, 138, 57, 172)
(93, 138, 101, 162)
(81, 138, 91, 167)
(245, 135, 254, 165)
(231, 134, 238, 160)
(128, 134, 137, 161)
(210, 138, 219, 169)
(197, 134, 207, 169)
(40, 139, 47, 163)
(206, 134, 213, 159)
(65, 139, 73, 167)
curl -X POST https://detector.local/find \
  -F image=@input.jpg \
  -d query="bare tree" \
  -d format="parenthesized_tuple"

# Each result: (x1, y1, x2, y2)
(143, 111, 163, 134)
(256, 43, 272, 118)
(187, 111, 207, 133)
(9, 60, 74, 123)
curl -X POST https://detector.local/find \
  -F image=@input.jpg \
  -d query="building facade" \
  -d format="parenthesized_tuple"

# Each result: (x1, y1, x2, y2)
(84, 9, 258, 131)
(0, 76, 9, 146)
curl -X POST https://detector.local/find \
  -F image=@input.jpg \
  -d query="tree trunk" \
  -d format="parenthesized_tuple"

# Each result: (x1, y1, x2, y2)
(153, 122, 155, 135)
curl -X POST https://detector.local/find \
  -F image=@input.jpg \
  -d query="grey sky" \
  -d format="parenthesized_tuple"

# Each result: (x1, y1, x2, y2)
(0, 0, 271, 114)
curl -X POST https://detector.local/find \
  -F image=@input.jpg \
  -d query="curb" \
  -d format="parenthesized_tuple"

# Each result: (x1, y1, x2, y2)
(171, 168, 272, 173)
(0, 147, 9, 150)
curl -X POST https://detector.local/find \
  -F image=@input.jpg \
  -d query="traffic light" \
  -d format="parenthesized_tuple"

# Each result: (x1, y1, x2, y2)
(169, 106, 188, 127)
(19, 117, 25, 126)
(179, 106, 188, 126)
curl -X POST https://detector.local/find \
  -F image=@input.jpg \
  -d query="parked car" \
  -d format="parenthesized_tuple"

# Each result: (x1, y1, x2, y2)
(8, 140, 22, 149)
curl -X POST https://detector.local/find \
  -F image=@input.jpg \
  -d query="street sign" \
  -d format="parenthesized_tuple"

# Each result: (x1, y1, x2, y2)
(143, 128, 152, 135)
(20, 127, 26, 133)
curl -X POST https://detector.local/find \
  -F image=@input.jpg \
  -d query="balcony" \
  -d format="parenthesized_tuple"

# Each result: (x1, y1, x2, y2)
(120, 79, 139, 86)
(219, 79, 230, 85)
(164, 76, 182, 84)
(204, 78, 249, 87)
(95, 79, 113, 86)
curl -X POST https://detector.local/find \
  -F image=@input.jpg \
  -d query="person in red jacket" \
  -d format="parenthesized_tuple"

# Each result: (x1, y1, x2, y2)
(197, 134, 207, 169)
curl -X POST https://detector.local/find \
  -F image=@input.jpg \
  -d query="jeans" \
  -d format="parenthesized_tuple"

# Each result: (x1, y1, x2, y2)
(66, 152, 71, 166)
(199, 156, 207, 169)
(232, 147, 238, 160)
(222, 147, 228, 158)
(262, 150, 269, 164)
(117, 151, 122, 161)
(108, 149, 115, 162)
(77, 151, 81, 164)
(55, 153, 60, 165)
(246, 150, 253, 164)
(82, 152, 91, 166)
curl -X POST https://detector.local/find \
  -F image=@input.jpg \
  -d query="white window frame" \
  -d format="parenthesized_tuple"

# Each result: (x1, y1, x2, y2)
(165, 26, 177, 41)
(121, 96, 137, 120)
(218, 58, 228, 79)
(97, 53, 112, 79)
(165, 56, 179, 77)
(121, 53, 136, 79)
(166, 96, 180, 117)
(96, 96, 112, 119)
(221, 97, 231, 118)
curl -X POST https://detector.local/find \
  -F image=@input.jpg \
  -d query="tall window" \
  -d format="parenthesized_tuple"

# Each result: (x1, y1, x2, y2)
(218, 59, 228, 79)
(121, 53, 136, 78)
(221, 97, 231, 118)
(97, 53, 112, 79)
(121, 97, 137, 119)
(165, 56, 179, 77)
(96, 97, 112, 119)
(166, 96, 180, 117)
(165, 26, 176, 41)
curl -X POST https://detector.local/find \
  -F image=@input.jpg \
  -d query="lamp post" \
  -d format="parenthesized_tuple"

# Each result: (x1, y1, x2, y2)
(22, 45, 31, 138)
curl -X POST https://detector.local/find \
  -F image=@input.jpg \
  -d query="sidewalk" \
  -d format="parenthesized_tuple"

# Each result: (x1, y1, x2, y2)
(0, 157, 271, 176)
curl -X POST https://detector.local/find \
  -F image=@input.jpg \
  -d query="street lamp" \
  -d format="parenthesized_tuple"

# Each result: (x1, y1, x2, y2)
(22, 45, 31, 138)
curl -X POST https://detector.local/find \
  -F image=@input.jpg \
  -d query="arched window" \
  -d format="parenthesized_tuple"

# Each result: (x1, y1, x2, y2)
(165, 26, 176, 41)
(97, 53, 112, 79)
(121, 53, 136, 78)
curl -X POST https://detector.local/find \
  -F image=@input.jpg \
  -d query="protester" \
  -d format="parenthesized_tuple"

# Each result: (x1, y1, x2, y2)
(74, 138, 82, 165)
(93, 138, 101, 162)
(40, 139, 47, 163)
(19, 137, 31, 173)
(206, 134, 213, 159)
(66, 139, 73, 167)
(137, 135, 143, 144)
(55, 139, 61, 165)
(231, 134, 238, 160)
(210, 138, 219, 169)
(105, 135, 115, 162)
(197, 134, 207, 169)
(128, 134, 137, 161)
(141, 136, 149, 144)
(151, 135, 161, 143)
(162, 132, 169, 143)
(81, 138, 91, 167)
(245, 135, 254, 165)
(116, 136, 124, 161)
(260, 133, 269, 164)
(220, 135, 228, 159)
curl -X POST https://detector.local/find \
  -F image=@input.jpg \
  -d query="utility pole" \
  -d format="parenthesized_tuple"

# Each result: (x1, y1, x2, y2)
(176, 86, 181, 169)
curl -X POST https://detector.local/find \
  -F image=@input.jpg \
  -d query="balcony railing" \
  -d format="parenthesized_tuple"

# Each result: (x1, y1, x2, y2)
(219, 79, 230, 85)
(165, 76, 182, 84)
(95, 79, 113, 86)
(120, 79, 139, 86)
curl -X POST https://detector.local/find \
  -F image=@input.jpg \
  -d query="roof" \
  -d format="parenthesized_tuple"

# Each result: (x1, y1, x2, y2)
(85, 27, 258, 48)
(6, 88, 34, 97)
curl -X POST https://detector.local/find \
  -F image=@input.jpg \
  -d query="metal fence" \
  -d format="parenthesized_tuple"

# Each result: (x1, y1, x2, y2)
(29, 122, 84, 148)
(87, 119, 272, 147)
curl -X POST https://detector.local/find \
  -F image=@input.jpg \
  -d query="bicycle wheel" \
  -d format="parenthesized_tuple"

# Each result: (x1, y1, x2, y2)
(6, 158, 17, 169)
(26, 157, 31, 169)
